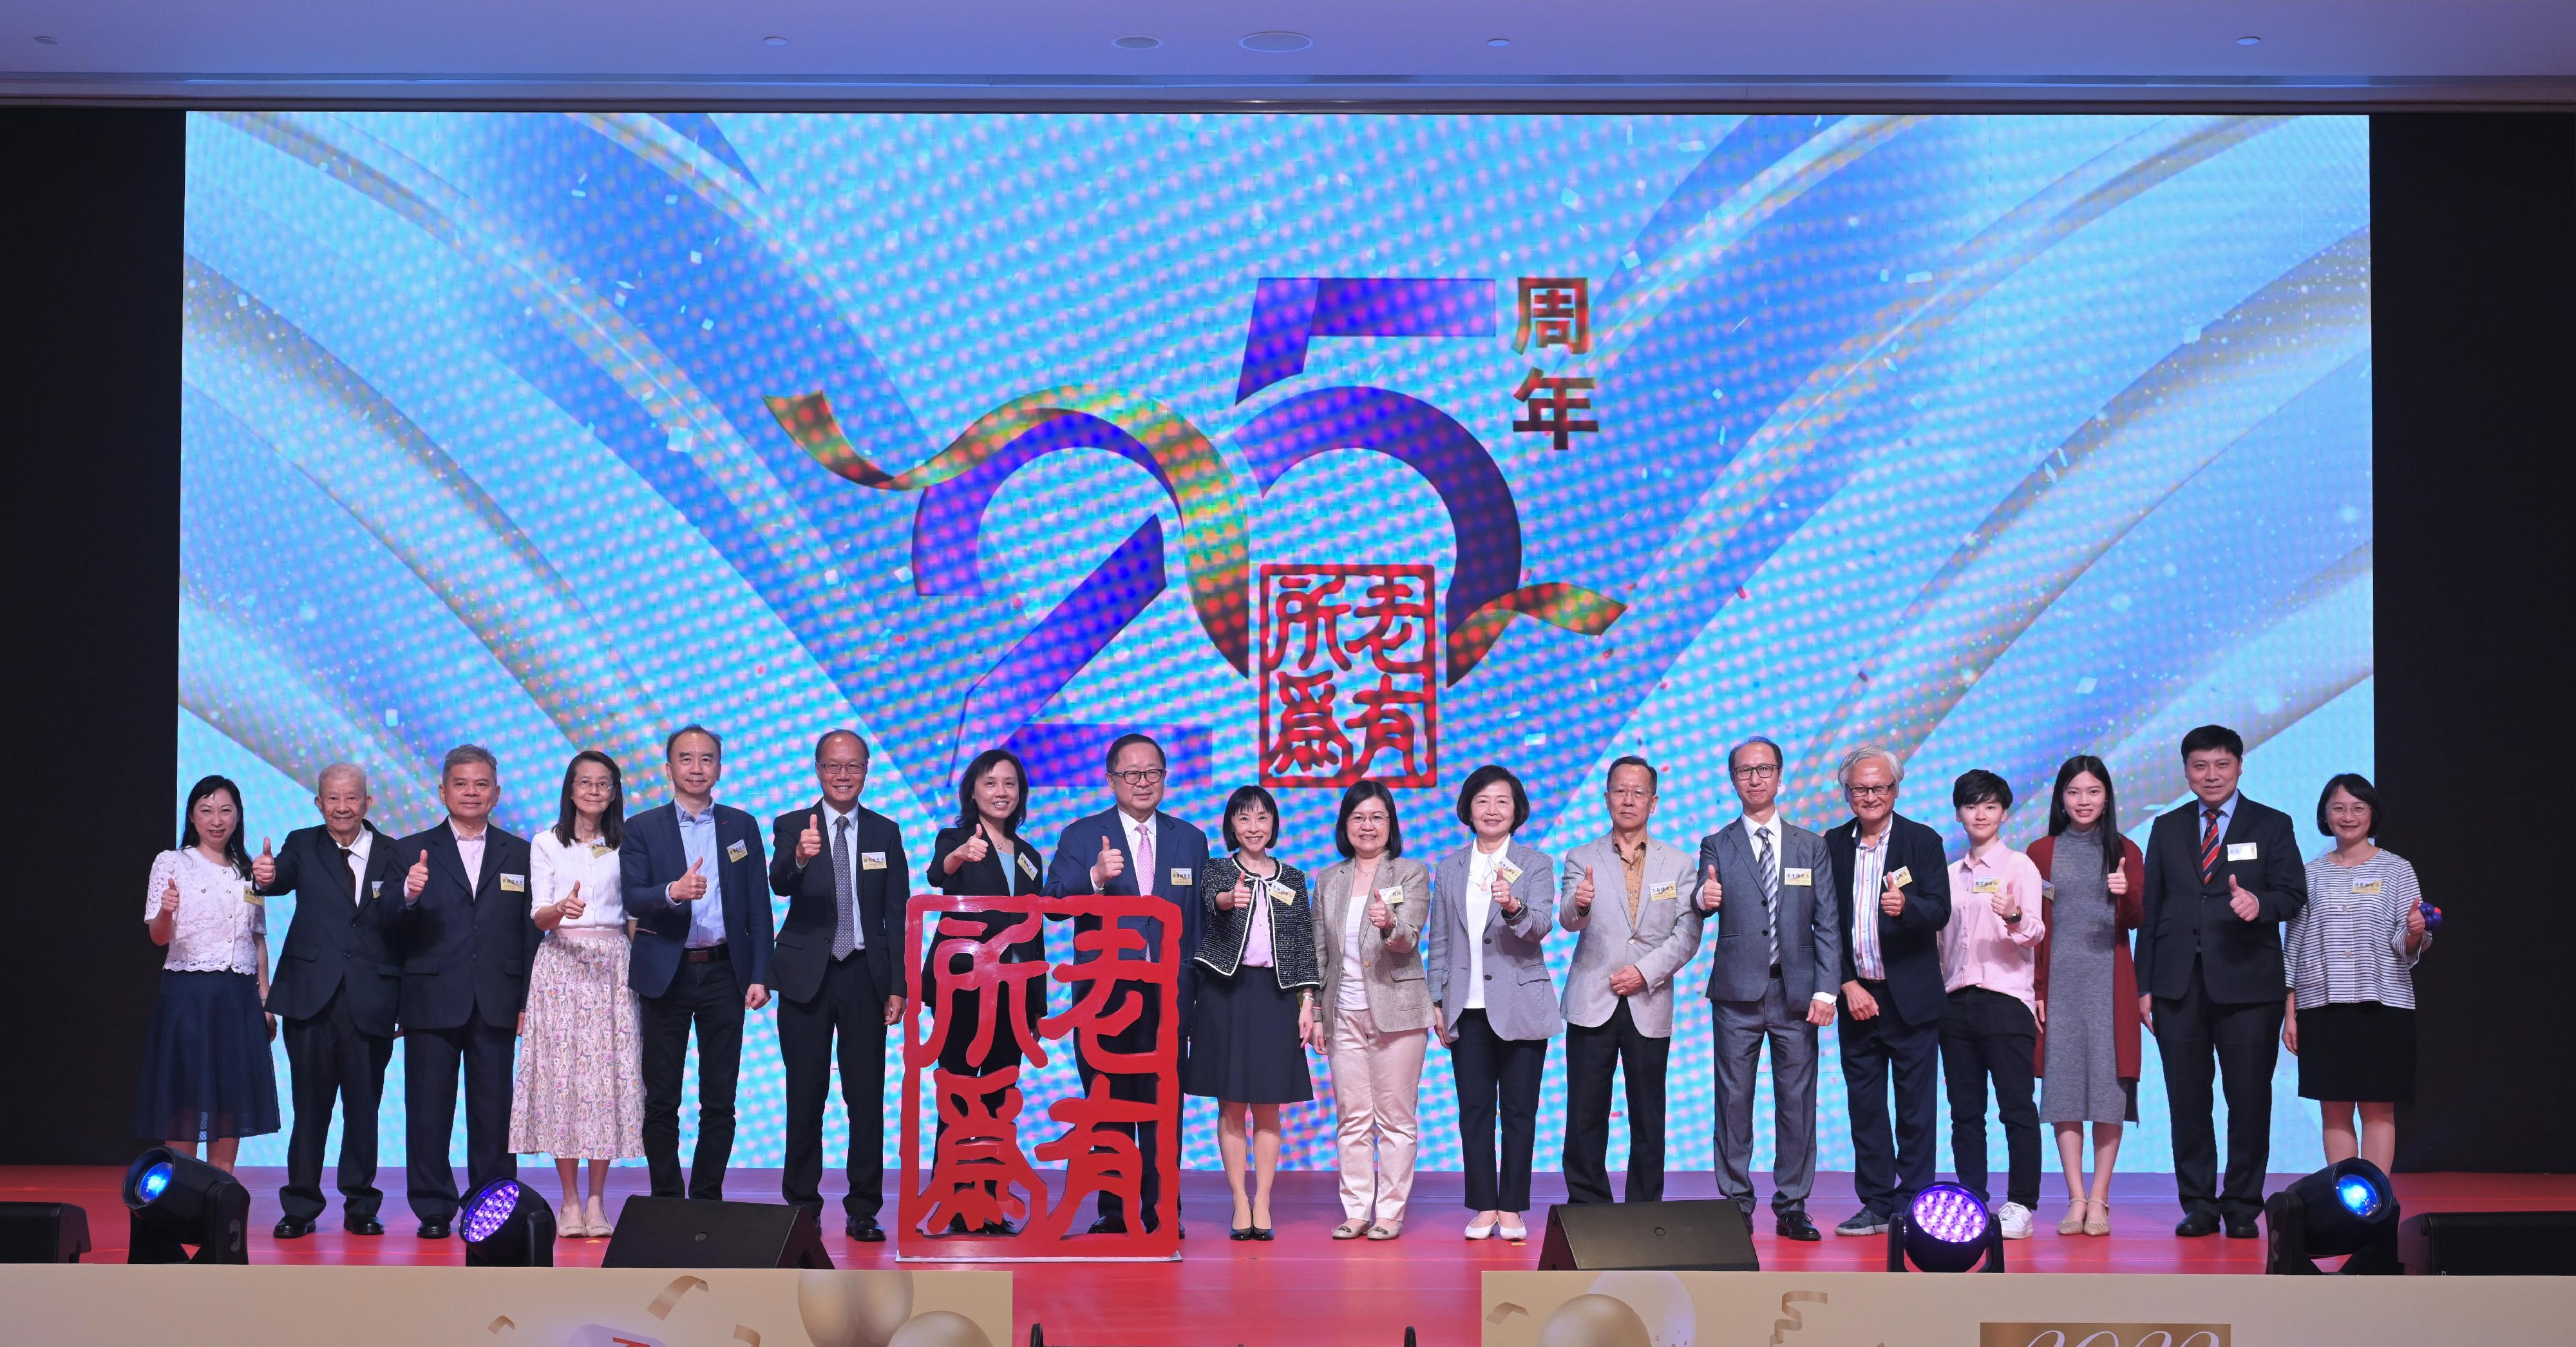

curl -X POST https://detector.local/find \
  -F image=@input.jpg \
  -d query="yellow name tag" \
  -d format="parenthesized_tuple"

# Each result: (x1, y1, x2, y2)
(1169, 867, 1193, 888)
(589, 842, 612, 858)
(1378, 885, 1406, 905)
(2351, 878, 2382, 896)
(2226, 842, 2259, 862)
(1973, 877, 2002, 894)
(1783, 867, 1813, 887)
(862, 851, 887, 871)
(1497, 860, 1524, 883)
(1651, 880, 1678, 901)
(500, 873, 527, 893)
(1888, 866, 1912, 889)
(727, 840, 748, 863)
(1018, 851, 1039, 880)
(242, 882, 263, 907)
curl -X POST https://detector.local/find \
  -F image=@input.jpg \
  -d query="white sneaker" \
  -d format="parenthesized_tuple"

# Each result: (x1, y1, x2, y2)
(1996, 1202, 2034, 1240)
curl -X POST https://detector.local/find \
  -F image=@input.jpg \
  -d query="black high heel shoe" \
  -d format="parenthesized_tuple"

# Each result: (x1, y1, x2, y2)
(1229, 1225, 1256, 1241)
(1251, 1226, 1275, 1241)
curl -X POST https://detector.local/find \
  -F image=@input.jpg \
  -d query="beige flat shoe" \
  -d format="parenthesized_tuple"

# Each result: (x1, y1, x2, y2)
(2083, 1200, 2112, 1237)
(1367, 1221, 1403, 1241)
(2058, 1200, 2087, 1236)
(1332, 1220, 1368, 1239)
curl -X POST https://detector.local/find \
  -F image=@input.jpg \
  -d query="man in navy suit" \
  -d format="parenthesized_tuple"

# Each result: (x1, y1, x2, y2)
(1821, 746, 1953, 1238)
(766, 730, 907, 1240)
(1043, 732, 1207, 1236)
(252, 763, 402, 1238)
(621, 725, 773, 1203)
(2137, 724, 2306, 1238)
(380, 745, 537, 1238)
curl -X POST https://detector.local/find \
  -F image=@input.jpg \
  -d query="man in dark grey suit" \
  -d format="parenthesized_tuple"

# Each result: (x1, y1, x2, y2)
(1696, 736, 1841, 1240)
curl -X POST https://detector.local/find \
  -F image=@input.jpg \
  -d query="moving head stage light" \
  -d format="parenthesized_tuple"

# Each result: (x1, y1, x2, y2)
(1888, 1182, 2005, 1273)
(122, 1147, 249, 1264)
(2267, 1158, 2402, 1275)
(460, 1178, 556, 1267)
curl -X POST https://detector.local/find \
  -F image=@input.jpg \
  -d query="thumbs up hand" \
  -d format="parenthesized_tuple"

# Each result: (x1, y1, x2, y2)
(1090, 834, 1124, 890)
(797, 810, 823, 863)
(1570, 865, 1595, 914)
(251, 837, 276, 888)
(404, 848, 430, 901)
(1222, 872, 1251, 912)
(671, 855, 708, 903)
(557, 881, 586, 921)
(1698, 865, 1724, 913)
(153, 872, 180, 923)
(2228, 874, 2260, 922)
(1879, 871, 1906, 917)
(1492, 867, 1522, 918)
(2106, 866, 2130, 898)
(960, 831, 992, 865)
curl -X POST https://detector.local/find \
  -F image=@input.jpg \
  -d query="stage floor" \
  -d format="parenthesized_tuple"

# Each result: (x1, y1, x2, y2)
(10, 1166, 2566, 1346)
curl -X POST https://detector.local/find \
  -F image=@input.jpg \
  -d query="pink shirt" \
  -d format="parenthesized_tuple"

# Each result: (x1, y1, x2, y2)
(1941, 845, 2047, 1013)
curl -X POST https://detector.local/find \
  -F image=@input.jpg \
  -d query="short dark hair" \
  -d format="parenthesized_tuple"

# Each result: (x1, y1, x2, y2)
(553, 751, 627, 850)
(665, 723, 721, 760)
(1606, 754, 1659, 795)
(1222, 785, 1282, 851)
(1455, 764, 1531, 833)
(179, 775, 252, 877)
(813, 729, 870, 764)
(2046, 755, 2120, 874)
(1953, 769, 2014, 811)
(1104, 732, 1166, 773)
(955, 748, 1029, 835)
(441, 744, 498, 779)
(1333, 780, 1405, 860)
(1728, 735, 1785, 775)
(2317, 772, 2380, 838)
(2179, 724, 2245, 761)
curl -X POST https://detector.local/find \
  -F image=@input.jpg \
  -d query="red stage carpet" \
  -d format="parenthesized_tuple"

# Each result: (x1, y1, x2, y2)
(10, 1166, 2566, 1345)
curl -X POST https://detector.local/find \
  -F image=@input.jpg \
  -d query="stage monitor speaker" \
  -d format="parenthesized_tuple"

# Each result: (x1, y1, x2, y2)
(2399, 1210, 2576, 1276)
(0, 1202, 91, 1263)
(601, 1197, 833, 1270)
(1537, 1200, 1759, 1271)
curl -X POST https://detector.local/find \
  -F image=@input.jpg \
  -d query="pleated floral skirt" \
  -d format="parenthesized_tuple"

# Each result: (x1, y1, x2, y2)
(509, 930, 645, 1159)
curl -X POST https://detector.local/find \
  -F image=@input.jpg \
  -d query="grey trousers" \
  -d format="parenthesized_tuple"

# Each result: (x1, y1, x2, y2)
(1711, 978, 1819, 1216)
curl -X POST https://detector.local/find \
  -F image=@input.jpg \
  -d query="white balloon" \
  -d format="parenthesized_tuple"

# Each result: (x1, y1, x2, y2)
(887, 1311, 993, 1347)
(797, 1270, 914, 1347)
(1587, 1271, 1696, 1347)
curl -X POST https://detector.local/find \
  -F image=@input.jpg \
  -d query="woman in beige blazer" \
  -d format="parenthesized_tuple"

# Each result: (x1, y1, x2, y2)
(1310, 781, 1435, 1241)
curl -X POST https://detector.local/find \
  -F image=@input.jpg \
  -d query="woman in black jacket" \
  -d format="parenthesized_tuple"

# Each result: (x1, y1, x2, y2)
(923, 748, 1048, 1235)
(1187, 785, 1321, 1240)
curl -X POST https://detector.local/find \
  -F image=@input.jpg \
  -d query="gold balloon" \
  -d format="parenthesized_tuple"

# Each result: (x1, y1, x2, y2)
(1537, 1294, 1654, 1347)
(887, 1311, 993, 1347)
(797, 1270, 915, 1347)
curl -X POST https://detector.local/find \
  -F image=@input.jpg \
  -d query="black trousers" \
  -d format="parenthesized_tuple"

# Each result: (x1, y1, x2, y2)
(780, 952, 889, 1220)
(1940, 986, 2041, 1211)
(2154, 956, 2284, 1220)
(1075, 974, 1171, 1231)
(1560, 1000, 1670, 1204)
(402, 1013, 516, 1223)
(278, 988, 393, 1224)
(1839, 983, 1942, 1219)
(1450, 1009, 1548, 1214)
(641, 954, 744, 1201)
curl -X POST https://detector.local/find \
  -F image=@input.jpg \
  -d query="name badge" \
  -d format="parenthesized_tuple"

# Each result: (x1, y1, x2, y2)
(500, 872, 527, 893)
(862, 851, 887, 871)
(727, 840, 748, 863)
(1378, 885, 1406, 906)
(1650, 880, 1678, 902)
(1170, 867, 1193, 888)
(1973, 877, 2002, 894)
(2351, 878, 2382, 896)
(1783, 867, 1813, 887)
(1018, 851, 1039, 880)
(370, 880, 383, 898)
(1888, 866, 1912, 889)
(2226, 842, 2259, 862)
(242, 882, 263, 907)
(1497, 859, 1524, 883)
(589, 842, 612, 858)
(2040, 881, 2058, 900)
(1271, 880, 1294, 907)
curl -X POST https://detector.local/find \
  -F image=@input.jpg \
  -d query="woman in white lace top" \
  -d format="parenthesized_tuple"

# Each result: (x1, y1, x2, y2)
(136, 775, 281, 1171)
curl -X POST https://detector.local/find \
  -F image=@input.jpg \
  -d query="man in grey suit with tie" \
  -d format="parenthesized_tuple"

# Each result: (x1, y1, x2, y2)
(1558, 755, 1705, 1205)
(1697, 736, 1841, 1240)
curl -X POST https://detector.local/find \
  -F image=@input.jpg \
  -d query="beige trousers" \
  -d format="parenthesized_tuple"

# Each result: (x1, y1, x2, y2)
(1328, 1001, 1428, 1223)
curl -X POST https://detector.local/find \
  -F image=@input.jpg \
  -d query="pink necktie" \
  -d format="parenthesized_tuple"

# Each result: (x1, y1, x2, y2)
(1133, 824, 1154, 896)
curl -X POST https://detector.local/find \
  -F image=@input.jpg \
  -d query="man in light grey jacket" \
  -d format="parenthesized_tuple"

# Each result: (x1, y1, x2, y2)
(1558, 755, 1706, 1204)
(1698, 736, 1842, 1241)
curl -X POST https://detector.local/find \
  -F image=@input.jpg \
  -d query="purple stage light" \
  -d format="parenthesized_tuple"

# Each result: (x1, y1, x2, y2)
(460, 1180, 523, 1244)
(1909, 1183, 1991, 1245)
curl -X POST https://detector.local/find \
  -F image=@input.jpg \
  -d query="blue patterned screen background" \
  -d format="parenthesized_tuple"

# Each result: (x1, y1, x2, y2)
(180, 111, 2370, 1179)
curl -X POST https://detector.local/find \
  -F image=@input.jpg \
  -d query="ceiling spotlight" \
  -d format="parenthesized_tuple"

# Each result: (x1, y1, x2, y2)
(763, 35, 788, 47)
(1487, 38, 1511, 49)
(2237, 35, 2262, 46)
(1112, 35, 1162, 50)
(1240, 31, 1314, 53)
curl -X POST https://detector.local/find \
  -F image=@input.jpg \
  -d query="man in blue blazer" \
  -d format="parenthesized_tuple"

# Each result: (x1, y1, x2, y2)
(621, 725, 773, 1204)
(252, 763, 402, 1238)
(1821, 746, 1953, 1238)
(1043, 732, 1208, 1236)
(379, 746, 537, 1238)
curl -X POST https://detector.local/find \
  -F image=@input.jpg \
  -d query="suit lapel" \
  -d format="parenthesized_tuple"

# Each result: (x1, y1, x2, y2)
(428, 825, 470, 897)
(473, 829, 504, 901)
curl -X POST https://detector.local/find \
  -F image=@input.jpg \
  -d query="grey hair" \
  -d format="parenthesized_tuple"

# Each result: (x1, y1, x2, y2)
(1835, 744, 1905, 788)
(316, 762, 368, 794)
(440, 744, 499, 778)
(1727, 735, 1785, 774)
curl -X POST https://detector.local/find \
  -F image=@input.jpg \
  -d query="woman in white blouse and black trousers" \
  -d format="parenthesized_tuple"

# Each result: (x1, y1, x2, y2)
(2284, 773, 2429, 1174)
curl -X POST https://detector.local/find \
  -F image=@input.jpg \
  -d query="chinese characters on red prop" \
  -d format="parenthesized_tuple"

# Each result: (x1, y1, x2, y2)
(1258, 563, 1439, 790)
(899, 892, 1181, 1259)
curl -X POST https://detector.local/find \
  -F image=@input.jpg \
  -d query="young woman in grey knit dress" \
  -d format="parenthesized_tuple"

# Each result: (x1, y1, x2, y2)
(2030, 756, 2145, 1237)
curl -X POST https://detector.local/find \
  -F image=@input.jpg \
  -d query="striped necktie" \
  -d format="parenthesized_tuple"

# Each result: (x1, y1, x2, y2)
(2198, 804, 2225, 883)
(1756, 825, 1780, 968)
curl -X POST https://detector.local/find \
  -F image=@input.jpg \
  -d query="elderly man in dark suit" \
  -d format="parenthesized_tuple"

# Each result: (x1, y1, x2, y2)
(1696, 736, 1841, 1241)
(381, 745, 537, 1238)
(2137, 724, 2306, 1238)
(1821, 745, 1954, 1238)
(252, 763, 402, 1238)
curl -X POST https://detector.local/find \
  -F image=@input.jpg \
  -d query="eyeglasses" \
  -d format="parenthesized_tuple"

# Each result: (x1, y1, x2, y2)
(1111, 769, 1168, 786)
(817, 762, 867, 778)
(1607, 787, 1654, 802)
(1732, 763, 1780, 780)
(1844, 784, 1895, 799)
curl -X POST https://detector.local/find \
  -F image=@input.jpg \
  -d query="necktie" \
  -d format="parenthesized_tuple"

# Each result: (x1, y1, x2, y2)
(831, 815, 856, 960)
(1134, 823, 1155, 897)
(1756, 825, 1781, 968)
(339, 845, 359, 902)
(2199, 804, 2225, 883)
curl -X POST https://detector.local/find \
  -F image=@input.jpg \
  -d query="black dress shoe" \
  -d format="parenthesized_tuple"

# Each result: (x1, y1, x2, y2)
(2224, 1214, 2260, 1239)
(346, 1216, 384, 1236)
(1087, 1216, 1128, 1235)
(1775, 1210, 1823, 1241)
(1229, 1225, 1255, 1241)
(2174, 1210, 2221, 1237)
(273, 1216, 316, 1239)
(943, 1216, 971, 1236)
(417, 1221, 451, 1239)
(978, 1220, 1019, 1237)
(1251, 1227, 1274, 1241)
(847, 1217, 886, 1242)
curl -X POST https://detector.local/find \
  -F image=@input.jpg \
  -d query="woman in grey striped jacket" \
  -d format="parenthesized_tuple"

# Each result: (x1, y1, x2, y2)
(2284, 773, 2430, 1174)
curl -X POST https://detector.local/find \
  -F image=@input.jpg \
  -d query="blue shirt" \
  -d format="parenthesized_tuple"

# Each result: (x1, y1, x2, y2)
(676, 803, 727, 948)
